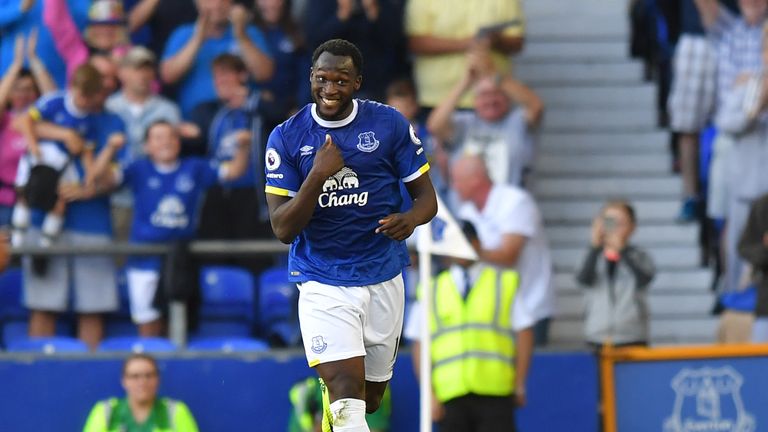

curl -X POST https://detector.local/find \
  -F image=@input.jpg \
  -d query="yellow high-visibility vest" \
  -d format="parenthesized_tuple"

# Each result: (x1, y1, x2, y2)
(427, 267, 519, 403)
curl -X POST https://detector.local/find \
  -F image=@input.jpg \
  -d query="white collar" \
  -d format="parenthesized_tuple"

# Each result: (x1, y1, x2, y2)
(152, 160, 180, 173)
(64, 92, 88, 118)
(311, 99, 358, 128)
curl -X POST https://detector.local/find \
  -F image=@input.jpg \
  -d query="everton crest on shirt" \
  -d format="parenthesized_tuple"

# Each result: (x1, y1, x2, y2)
(265, 99, 430, 286)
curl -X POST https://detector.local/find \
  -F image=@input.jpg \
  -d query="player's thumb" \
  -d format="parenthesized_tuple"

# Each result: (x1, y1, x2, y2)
(324, 133, 334, 147)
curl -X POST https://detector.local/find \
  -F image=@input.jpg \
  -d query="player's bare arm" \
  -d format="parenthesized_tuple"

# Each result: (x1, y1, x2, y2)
(267, 134, 345, 243)
(376, 174, 437, 241)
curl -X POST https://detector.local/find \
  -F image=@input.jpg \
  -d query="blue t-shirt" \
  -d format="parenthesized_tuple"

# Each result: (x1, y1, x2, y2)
(63, 111, 126, 235)
(122, 157, 219, 270)
(30, 91, 91, 154)
(162, 24, 272, 117)
(265, 99, 430, 286)
(208, 95, 258, 189)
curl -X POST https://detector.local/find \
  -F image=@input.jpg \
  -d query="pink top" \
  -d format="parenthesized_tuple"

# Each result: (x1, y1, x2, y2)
(43, 0, 90, 80)
(0, 111, 27, 206)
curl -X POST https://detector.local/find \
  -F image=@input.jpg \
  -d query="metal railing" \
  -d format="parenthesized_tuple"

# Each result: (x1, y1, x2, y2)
(10, 240, 290, 348)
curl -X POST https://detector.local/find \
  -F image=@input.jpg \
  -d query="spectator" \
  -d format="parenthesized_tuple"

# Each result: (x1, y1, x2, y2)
(1, 0, 90, 88)
(43, 0, 131, 82)
(16, 68, 125, 350)
(253, 0, 312, 129)
(89, 52, 121, 97)
(693, 0, 766, 223)
(125, 0, 197, 59)
(427, 50, 543, 188)
(738, 192, 768, 342)
(89, 120, 251, 336)
(386, 78, 449, 200)
(11, 64, 105, 250)
(404, 221, 533, 431)
(450, 154, 555, 346)
(576, 200, 656, 348)
(161, 0, 274, 117)
(303, 0, 408, 101)
(190, 53, 274, 274)
(713, 28, 768, 296)
(106, 46, 182, 241)
(83, 353, 199, 431)
(0, 33, 55, 228)
(287, 376, 391, 432)
(405, 0, 525, 110)
(666, 0, 739, 222)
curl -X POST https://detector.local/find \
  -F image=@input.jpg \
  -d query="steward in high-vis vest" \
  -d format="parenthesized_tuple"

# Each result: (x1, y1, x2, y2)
(83, 397, 198, 432)
(405, 219, 536, 432)
(82, 353, 198, 432)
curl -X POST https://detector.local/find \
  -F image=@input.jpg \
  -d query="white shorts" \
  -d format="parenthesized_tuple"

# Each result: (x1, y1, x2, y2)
(126, 268, 162, 324)
(298, 274, 405, 382)
(15, 142, 80, 187)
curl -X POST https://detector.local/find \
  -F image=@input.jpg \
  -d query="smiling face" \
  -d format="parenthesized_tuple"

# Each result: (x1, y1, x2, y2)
(473, 76, 511, 122)
(310, 52, 362, 121)
(144, 122, 181, 164)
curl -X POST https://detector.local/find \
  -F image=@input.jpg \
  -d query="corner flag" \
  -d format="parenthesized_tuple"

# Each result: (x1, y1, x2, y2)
(415, 194, 478, 261)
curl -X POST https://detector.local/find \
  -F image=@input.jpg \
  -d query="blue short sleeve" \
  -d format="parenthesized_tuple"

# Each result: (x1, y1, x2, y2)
(162, 25, 194, 61)
(246, 26, 273, 57)
(194, 158, 220, 189)
(264, 126, 300, 197)
(393, 113, 430, 183)
(30, 93, 61, 122)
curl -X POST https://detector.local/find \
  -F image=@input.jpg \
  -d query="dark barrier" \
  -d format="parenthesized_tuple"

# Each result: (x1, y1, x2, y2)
(0, 350, 598, 431)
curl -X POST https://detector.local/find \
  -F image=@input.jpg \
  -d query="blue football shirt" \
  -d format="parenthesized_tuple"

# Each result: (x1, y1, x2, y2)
(265, 99, 430, 286)
(29, 91, 91, 155)
(121, 157, 220, 270)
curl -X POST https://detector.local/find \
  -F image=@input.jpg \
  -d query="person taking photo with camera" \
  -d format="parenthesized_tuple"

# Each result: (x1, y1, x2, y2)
(576, 200, 656, 349)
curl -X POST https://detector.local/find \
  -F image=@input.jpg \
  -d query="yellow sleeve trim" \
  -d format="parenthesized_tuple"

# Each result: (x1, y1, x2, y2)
(309, 359, 321, 367)
(265, 185, 295, 197)
(402, 162, 430, 183)
(28, 107, 41, 121)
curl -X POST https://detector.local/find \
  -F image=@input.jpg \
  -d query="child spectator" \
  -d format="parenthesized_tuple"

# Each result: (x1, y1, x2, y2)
(90, 120, 251, 336)
(11, 63, 105, 249)
(0, 33, 56, 228)
(577, 200, 656, 348)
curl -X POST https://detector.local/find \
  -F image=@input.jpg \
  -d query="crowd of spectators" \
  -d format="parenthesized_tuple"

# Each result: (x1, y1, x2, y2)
(633, 0, 768, 342)
(0, 0, 548, 356)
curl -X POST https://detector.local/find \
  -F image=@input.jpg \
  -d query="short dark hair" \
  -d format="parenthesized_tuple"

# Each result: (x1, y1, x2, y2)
(312, 39, 363, 76)
(122, 353, 159, 377)
(70, 63, 104, 96)
(605, 199, 637, 224)
(144, 119, 175, 142)
(212, 53, 247, 74)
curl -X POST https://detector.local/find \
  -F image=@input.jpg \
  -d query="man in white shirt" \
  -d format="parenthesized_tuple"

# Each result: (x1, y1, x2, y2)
(450, 154, 555, 343)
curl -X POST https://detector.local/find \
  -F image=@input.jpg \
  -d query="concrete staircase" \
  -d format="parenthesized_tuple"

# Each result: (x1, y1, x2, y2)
(519, 0, 717, 346)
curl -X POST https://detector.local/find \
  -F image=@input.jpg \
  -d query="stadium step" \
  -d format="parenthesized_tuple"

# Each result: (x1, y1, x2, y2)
(551, 246, 700, 272)
(533, 84, 656, 109)
(534, 176, 681, 199)
(554, 292, 716, 319)
(516, 61, 644, 85)
(549, 317, 719, 345)
(537, 154, 671, 176)
(519, 41, 628, 62)
(539, 131, 668, 154)
(539, 199, 682, 224)
(545, 223, 698, 247)
(543, 107, 657, 131)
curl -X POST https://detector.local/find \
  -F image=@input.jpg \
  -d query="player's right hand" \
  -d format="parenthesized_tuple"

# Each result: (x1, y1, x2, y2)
(312, 134, 345, 178)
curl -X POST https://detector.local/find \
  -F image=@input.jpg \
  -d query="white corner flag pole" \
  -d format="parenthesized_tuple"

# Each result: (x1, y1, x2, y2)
(415, 194, 478, 432)
(417, 223, 433, 432)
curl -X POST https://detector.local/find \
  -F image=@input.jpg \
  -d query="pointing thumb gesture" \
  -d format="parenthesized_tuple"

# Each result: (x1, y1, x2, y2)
(313, 133, 345, 178)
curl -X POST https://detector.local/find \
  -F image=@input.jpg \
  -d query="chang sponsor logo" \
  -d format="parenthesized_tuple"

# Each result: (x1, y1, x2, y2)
(150, 195, 189, 228)
(318, 167, 368, 208)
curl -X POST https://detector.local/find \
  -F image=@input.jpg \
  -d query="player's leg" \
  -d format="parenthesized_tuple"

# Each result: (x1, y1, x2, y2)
(362, 274, 405, 414)
(298, 281, 370, 431)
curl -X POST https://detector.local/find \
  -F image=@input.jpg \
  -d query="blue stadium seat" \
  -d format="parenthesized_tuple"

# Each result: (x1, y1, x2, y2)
(104, 320, 139, 338)
(98, 336, 176, 353)
(6, 337, 89, 353)
(0, 268, 26, 321)
(2, 320, 73, 347)
(187, 336, 269, 353)
(199, 266, 255, 322)
(258, 267, 299, 346)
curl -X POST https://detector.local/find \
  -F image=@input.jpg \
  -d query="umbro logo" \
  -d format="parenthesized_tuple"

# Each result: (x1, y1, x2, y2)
(300, 145, 313, 156)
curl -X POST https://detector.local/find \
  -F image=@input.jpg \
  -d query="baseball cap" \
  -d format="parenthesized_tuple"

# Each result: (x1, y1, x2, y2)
(120, 46, 157, 68)
(88, 0, 126, 25)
